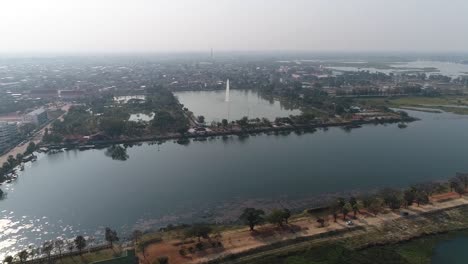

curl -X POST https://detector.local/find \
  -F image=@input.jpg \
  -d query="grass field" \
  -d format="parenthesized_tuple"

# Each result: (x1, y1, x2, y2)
(359, 96, 468, 115)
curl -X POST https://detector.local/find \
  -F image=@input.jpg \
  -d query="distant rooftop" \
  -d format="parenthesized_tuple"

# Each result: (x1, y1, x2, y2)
(27, 108, 46, 116)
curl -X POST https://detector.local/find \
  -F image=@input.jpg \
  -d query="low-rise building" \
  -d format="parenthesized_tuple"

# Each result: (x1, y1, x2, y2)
(0, 122, 18, 153)
(29, 89, 58, 99)
(23, 108, 48, 125)
(59, 90, 85, 100)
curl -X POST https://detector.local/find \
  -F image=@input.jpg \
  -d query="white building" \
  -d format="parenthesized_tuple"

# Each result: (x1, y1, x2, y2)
(23, 108, 48, 125)
(0, 122, 18, 153)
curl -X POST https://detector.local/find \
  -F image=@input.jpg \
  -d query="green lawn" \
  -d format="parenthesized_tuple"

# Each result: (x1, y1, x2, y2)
(358, 96, 468, 115)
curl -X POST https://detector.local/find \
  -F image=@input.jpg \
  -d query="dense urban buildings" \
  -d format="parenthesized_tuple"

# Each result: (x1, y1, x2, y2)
(0, 122, 17, 153)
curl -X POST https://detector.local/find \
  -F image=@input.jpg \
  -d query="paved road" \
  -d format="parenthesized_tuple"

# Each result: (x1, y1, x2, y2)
(0, 104, 71, 165)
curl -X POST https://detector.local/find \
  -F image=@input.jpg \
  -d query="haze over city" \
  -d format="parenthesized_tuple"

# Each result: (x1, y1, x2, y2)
(2, 1, 468, 264)
(1, 0, 468, 53)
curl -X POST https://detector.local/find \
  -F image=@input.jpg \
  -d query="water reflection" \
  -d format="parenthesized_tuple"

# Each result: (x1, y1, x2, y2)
(175, 90, 301, 122)
(104, 145, 129, 161)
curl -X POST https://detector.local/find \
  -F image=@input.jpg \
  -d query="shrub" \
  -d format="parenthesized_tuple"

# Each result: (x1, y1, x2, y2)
(157, 256, 169, 264)
(195, 242, 204, 251)
(178, 248, 186, 256)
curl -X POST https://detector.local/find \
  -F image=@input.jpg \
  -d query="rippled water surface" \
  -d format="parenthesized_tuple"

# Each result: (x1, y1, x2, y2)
(1, 109, 468, 257)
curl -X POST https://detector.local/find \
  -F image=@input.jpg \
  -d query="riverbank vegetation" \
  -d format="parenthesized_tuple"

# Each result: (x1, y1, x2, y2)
(358, 95, 468, 115)
(0, 142, 37, 186)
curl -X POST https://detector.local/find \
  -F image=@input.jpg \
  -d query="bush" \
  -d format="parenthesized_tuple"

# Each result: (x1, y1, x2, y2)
(195, 242, 204, 251)
(178, 248, 186, 256)
(157, 256, 169, 264)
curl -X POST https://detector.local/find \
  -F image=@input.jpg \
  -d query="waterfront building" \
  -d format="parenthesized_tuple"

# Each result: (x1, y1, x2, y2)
(0, 122, 18, 153)
(23, 108, 48, 125)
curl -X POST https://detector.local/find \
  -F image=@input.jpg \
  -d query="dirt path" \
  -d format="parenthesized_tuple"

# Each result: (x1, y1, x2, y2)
(139, 195, 468, 264)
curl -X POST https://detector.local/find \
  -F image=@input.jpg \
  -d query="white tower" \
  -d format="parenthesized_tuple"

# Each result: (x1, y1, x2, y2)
(225, 79, 230, 102)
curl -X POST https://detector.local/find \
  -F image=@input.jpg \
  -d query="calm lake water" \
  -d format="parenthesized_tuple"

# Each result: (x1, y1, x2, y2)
(1, 109, 468, 256)
(327, 60, 468, 77)
(175, 90, 301, 122)
(432, 235, 468, 264)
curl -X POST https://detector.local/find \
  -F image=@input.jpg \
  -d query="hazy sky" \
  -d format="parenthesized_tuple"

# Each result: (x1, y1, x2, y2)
(1, 0, 467, 53)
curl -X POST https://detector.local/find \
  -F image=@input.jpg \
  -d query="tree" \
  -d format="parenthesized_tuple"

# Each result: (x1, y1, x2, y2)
(455, 183, 465, 197)
(197, 115, 205, 124)
(450, 178, 461, 192)
(349, 197, 361, 217)
(28, 247, 38, 261)
(316, 218, 326, 227)
(105, 145, 129, 161)
(415, 191, 429, 206)
(3, 256, 13, 264)
(239, 208, 265, 231)
(184, 224, 212, 242)
(237, 116, 249, 127)
(157, 256, 169, 264)
(67, 240, 75, 253)
(15, 153, 24, 162)
(329, 201, 342, 222)
(403, 189, 415, 207)
(55, 238, 65, 259)
(105, 227, 119, 247)
(132, 230, 143, 246)
(99, 117, 126, 137)
(17, 250, 28, 264)
(381, 188, 404, 210)
(342, 203, 352, 220)
(26, 142, 36, 155)
(367, 197, 384, 216)
(456, 173, 468, 189)
(267, 209, 287, 227)
(283, 208, 291, 224)
(74, 235, 87, 255)
(221, 119, 228, 127)
(42, 241, 54, 263)
(7, 155, 16, 168)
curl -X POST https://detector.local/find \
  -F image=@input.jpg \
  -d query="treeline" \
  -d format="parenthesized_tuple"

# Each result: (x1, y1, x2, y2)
(238, 173, 468, 230)
(0, 142, 37, 187)
(2, 227, 132, 264)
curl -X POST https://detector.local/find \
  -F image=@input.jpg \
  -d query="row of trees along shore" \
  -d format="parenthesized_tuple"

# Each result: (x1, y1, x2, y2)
(2, 227, 126, 264)
(0, 142, 37, 197)
(239, 173, 468, 231)
(4, 173, 468, 264)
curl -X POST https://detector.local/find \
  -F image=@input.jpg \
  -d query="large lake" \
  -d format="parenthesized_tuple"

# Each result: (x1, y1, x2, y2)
(432, 235, 468, 264)
(1, 109, 468, 256)
(175, 90, 301, 122)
